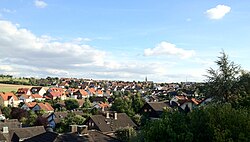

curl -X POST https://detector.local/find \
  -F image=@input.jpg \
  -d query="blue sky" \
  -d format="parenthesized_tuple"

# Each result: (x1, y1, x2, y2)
(0, 0, 250, 82)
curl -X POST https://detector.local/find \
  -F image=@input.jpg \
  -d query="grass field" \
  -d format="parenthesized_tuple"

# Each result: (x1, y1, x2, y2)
(0, 83, 49, 93)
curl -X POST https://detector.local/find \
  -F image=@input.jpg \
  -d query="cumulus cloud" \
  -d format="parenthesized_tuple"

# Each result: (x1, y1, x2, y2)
(0, 20, 167, 81)
(0, 20, 206, 82)
(144, 41, 195, 59)
(34, 0, 47, 8)
(205, 5, 231, 20)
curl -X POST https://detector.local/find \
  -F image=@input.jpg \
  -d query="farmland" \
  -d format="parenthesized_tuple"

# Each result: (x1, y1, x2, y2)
(0, 83, 49, 93)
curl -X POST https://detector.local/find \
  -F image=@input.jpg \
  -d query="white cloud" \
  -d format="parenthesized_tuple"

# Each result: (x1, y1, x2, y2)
(34, 0, 47, 8)
(0, 20, 206, 82)
(0, 65, 13, 71)
(205, 5, 231, 20)
(144, 41, 195, 59)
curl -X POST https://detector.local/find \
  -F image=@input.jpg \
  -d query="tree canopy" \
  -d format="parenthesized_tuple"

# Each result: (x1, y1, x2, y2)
(205, 51, 241, 102)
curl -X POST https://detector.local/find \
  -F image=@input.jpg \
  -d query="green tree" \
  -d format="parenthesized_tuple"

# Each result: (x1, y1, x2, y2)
(1, 106, 11, 118)
(64, 99, 79, 110)
(82, 98, 92, 109)
(111, 97, 135, 117)
(205, 51, 240, 102)
(116, 127, 137, 142)
(131, 93, 145, 113)
(56, 113, 85, 133)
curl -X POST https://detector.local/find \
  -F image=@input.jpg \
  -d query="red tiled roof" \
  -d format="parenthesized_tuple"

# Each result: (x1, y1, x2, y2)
(88, 87, 96, 94)
(37, 103, 54, 112)
(49, 92, 62, 97)
(31, 94, 43, 99)
(25, 102, 37, 108)
(98, 102, 109, 108)
(0, 92, 18, 101)
(79, 89, 88, 96)
(97, 90, 103, 95)
(49, 87, 64, 93)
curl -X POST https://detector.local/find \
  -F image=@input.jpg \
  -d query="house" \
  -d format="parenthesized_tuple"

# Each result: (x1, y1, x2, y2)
(19, 94, 34, 103)
(84, 112, 137, 133)
(179, 98, 199, 111)
(0, 92, 19, 107)
(23, 131, 59, 142)
(21, 102, 37, 111)
(3, 126, 46, 142)
(73, 89, 89, 99)
(16, 88, 31, 96)
(32, 103, 54, 113)
(139, 102, 171, 118)
(46, 92, 62, 100)
(170, 95, 200, 111)
(58, 81, 69, 88)
(96, 89, 104, 97)
(30, 87, 46, 97)
(87, 87, 96, 96)
(31, 94, 45, 101)
(56, 130, 120, 142)
(47, 87, 64, 93)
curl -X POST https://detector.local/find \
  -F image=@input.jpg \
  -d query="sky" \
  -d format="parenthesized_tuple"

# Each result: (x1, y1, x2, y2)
(0, 0, 250, 82)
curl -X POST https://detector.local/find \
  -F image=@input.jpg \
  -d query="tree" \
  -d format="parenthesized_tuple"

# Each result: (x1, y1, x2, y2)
(141, 103, 250, 142)
(131, 93, 145, 113)
(1, 106, 11, 118)
(111, 97, 135, 117)
(10, 108, 28, 120)
(34, 116, 48, 126)
(82, 98, 92, 109)
(205, 51, 241, 102)
(56, 113, 85, 133)
(64, 99, 79, 110)
(115, 126, 137, 142)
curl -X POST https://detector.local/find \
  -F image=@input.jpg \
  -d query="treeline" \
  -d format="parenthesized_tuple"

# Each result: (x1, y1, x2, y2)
(0, 75, 59, 86)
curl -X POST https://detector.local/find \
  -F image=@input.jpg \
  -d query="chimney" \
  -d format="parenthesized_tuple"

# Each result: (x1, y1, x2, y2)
(102, 106, 104, 112)
(2, 126, 8, 133)
(106, 112, 110, 118)
(19, 123, 22, 128)
(114, 112, 117, 120)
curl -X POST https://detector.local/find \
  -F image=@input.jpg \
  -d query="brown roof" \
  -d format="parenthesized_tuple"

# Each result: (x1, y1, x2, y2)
(0, 121, 21, 130)
(87, 113, 137, 132)
(23, 131, 58, 142)
(56, 130, 120, 142)
(16, 88, 30, 94)
(147, 102, 170, 112)
(9, 126, 46, 141)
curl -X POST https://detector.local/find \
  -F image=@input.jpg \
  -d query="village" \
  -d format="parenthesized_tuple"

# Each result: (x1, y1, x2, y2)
(0, 76, 208, 142)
